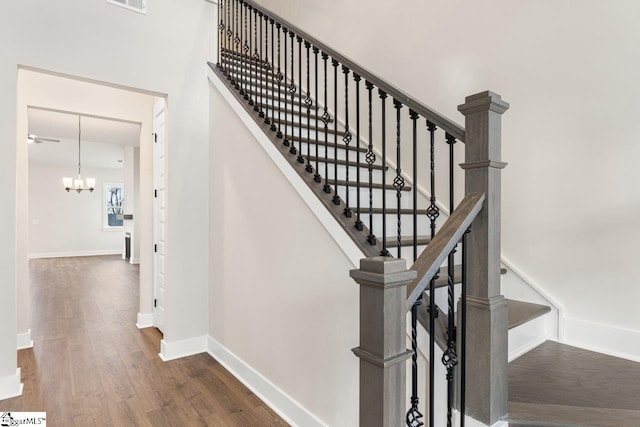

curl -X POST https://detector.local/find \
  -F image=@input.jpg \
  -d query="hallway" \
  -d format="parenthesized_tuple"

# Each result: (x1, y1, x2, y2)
(0, 256, 287, 426)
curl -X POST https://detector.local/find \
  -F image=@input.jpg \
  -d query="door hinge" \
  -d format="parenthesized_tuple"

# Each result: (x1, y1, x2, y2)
(154, 299, 157, 308)
(154, 244, 158, 253)
(154, 189, 158, 198)
(153, 133, 158, 143)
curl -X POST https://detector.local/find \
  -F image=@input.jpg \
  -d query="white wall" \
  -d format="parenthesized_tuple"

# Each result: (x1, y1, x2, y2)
(0, 0, 214, 391)
(28, 162, 124, 257)
(252, 0, 640, 352)
(123, 146, 141, 263)
(209, 83, 359, 426)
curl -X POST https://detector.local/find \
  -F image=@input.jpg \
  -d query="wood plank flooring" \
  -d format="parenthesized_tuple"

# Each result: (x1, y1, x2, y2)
(0, 256, 288, 427)
(508, 340, 640, 427)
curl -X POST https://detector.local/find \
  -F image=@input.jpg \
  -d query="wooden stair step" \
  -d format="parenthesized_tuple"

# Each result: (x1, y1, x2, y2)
(507, 299, 551, 329)
(257, 101, 320, 113)
(277, 123, 345, 136)
(294, 138, 367, 153)
(325, 179, 412, 192)
(370, 207, 430, 215)
(384, 235, 431, 247)
(306, 156, 386, 170)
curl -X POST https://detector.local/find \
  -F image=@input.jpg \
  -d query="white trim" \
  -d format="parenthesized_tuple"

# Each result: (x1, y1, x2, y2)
(158, 336, 208, 362)
(508, 335, 550, 363)
(0, 368, 23, 401)
(106, 0, 147, 15)
(28, 249, 121, 259)
(208, 69, 362, 267)
(136, 312, 154, 329)
(501, 256, 565, 340)
(129, 257, 140, 265)
(17, 330, 33, 350)
(453, 411, 508, 427)
(563, 317, 640, 363)
(207, 336, 328, 427)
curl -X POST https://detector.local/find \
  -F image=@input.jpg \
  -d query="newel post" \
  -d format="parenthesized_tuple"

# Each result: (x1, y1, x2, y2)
(458, 91, 510, 425)
(350, 257, 416, 427)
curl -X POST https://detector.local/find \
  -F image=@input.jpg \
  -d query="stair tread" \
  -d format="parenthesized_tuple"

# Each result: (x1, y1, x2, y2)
(291, 137, 368, 153)
(370, 207, 430, 215)
(506, 299, 551, 329)
(508, 341, 640, 426)
(326, 179, 411, 191)
(273, 120, 344, 135)
(306, 156, 387, 170)
(384, 235, 431, 247)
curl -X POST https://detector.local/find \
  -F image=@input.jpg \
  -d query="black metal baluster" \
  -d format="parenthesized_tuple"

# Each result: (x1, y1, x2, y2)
(225, 0, 233, 80)
(313, 47, 321, 183)
(393, 99, 404, 258)
(297, 36, 304, 163)
(410, 110, 419, 262)
(282, 27, 289, 146)
(288, 31, 297, 154)
(426, 120, 439, 427)
(407, 299, 424, 427)
(332, 59, 340, 205)
(354, 74, 363, 230)
(342, 66, 352, 217)
(321, 53, 331, 194)
(241, 2, 249, 96)
(365, 82, 376, 244)
(270, 19, 278, 133)
(248, 6, 254, 107)
(257, 11, 265, 117)
(460, 228, 469, 427)
(252, 8, 259, 111)
(263, 13, 270, 125)
(275, 23, 282, 137)
(217, 0, 223, 67)
(443, 132, 458, 427)
(304, 41, 313, 173)
(379, 90, 390, 256)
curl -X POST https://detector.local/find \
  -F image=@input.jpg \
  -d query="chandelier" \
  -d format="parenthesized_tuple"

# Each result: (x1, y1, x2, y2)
(63, 116, 95, 193)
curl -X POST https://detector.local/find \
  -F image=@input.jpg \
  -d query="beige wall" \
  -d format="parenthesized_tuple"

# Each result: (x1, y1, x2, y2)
(209, 83, 360, 426)
(253, 0, 640, 340)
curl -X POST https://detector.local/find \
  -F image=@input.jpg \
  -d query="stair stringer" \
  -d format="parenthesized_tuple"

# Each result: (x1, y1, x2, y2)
(208, 66, 371, 267)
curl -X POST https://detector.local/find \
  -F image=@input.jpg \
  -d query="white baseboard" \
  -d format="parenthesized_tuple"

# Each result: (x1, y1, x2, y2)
(17, 330, 33, 350)
(29, 249, 121, 259)
(0, 368, 23, 401)
(129, 257, 140, 265)
(453, 411, 508, 427)
(207, 336, 328, 427)
(158, 336, 208, 361)
(136, 312, 154, 329)
(564, 317, 640, 362)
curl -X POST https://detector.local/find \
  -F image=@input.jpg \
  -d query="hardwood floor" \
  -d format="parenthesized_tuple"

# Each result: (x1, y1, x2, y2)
(508, 340, 640, 427)
(0, 256, 288, 427)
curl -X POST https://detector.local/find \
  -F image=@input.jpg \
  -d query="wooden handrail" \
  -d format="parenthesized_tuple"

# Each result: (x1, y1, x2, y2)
(405, 192, 485, 309)
(240, 0, 465, 141)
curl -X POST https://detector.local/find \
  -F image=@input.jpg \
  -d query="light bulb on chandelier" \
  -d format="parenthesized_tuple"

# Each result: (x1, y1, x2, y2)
(63, 116, 95, 193)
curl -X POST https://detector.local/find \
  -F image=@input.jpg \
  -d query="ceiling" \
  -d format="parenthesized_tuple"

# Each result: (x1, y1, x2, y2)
(27, 108, 141, 169)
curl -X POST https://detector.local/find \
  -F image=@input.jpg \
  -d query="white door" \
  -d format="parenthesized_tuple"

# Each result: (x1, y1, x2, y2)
(153, 99, 167, 333)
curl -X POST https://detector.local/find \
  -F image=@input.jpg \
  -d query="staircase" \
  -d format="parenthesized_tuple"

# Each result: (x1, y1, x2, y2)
(209, 1, 640, 426)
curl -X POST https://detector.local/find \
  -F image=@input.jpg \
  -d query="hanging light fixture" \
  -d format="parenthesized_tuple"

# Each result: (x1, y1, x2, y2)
(63, 116, 95, 193)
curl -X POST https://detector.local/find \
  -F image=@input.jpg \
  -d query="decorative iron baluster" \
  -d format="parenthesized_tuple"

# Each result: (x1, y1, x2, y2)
(460, 228, 470, 427)
(248, 5, 255, 107)
(262, 13, 270, 124)
(407, 299, 424, 427)
(241, 2, 249, 96)
(235, 0, 241, 52)
(275, 23, 283, 137)
(393, 99, 404, 258)
(365, 81, 376, 245)
(270, 19, 278, 132)
(447, 133, 456, 213)
(444, 247, 458, 427)
(343, 65, 352, 217)
(313, 47, 321, 183)
(218, 0, 224, 67)
(297, 35, 304, 162)
(282, 27, 289, 146)
(410, 110, 419, 262)
(304, 41, 313, 172)
(288, 30, 297, 154)
(226, 0, 232, 78)
(332, 59, 340, 205)
(322, 53, 331, 194)
(257, 11, 264, 116)
(379, 89, 390, 256)
(354, 73, 363, 230)
(427, 121, 439, 239)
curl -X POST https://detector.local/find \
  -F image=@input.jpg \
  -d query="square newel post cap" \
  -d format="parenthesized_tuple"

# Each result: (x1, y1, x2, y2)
(458, 90, 510, 116)
(350, 257, 417, 289)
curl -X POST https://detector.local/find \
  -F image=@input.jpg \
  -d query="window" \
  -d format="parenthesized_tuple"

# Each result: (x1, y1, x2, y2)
(104, 182, 124, 230)
(107, 0, 147, 15)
